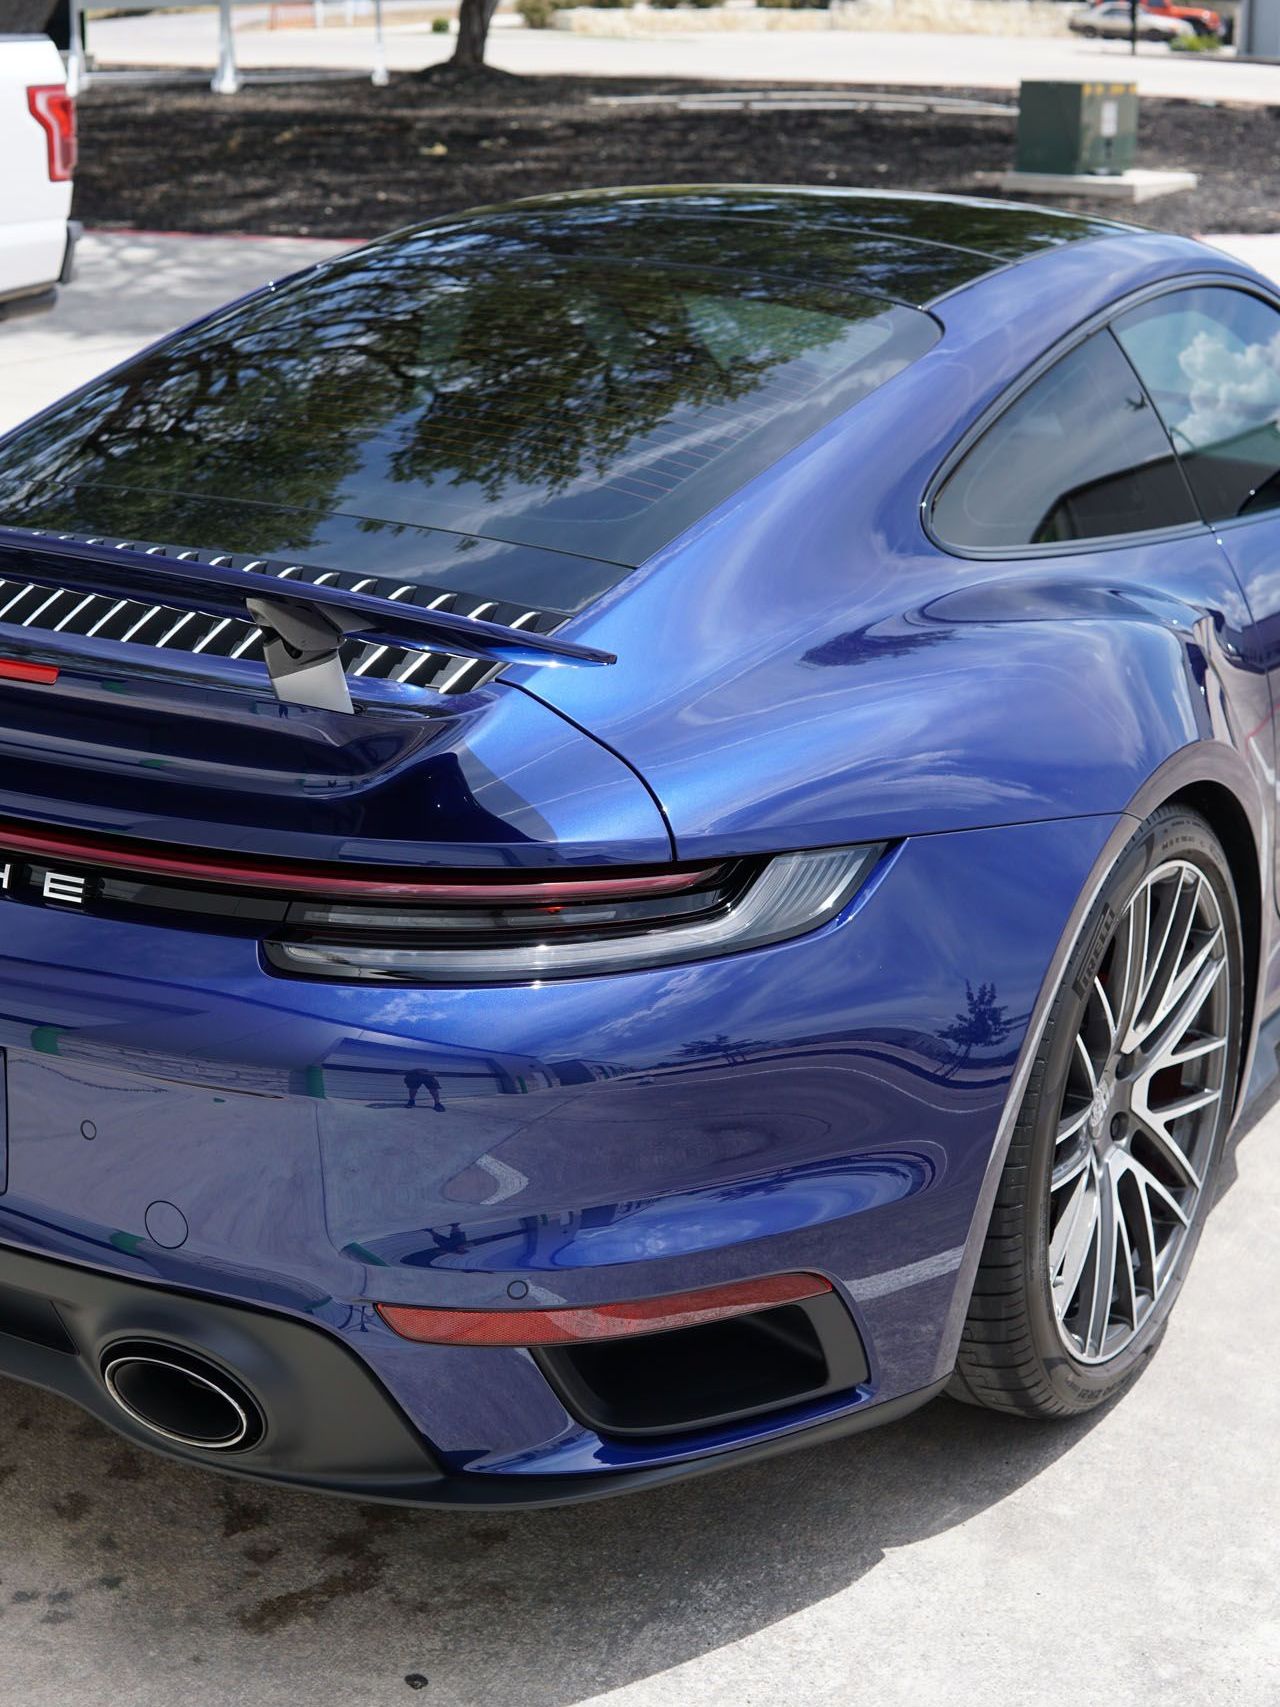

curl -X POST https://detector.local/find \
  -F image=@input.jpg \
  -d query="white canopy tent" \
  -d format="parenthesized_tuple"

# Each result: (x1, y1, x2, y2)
(66, 0, 390, 96)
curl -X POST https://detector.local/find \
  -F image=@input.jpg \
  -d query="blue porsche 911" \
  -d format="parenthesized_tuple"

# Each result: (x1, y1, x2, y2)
(0, 186, 1273, 1505)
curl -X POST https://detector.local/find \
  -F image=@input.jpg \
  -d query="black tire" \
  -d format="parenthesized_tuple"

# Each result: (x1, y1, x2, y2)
(1081, 23, 1099, 34)
(952, 805, 1245, 1418)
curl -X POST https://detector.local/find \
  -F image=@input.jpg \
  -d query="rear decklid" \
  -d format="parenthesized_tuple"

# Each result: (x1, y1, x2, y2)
(0, 187, 954, 866)
(0, 190, 948, 867)
(0, 525, 667, 867)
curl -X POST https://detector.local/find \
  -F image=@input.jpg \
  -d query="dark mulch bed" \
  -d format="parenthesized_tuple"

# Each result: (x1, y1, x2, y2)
(74, 69, 1280, 239)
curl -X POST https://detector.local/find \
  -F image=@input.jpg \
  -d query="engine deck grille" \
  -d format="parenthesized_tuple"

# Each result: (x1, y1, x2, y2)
(0, 531, 567, 698)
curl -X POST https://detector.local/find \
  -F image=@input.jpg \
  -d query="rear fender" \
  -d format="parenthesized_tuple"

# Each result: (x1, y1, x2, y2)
(937, 738, 1271, 1379)
(519, 553, 1269, 861)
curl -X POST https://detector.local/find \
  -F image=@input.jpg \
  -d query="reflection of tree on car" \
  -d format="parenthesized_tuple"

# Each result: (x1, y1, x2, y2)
(0, 230, 867, 565)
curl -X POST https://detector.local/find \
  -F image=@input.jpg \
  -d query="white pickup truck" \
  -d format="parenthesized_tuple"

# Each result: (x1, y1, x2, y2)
(0, 33, 78, 317)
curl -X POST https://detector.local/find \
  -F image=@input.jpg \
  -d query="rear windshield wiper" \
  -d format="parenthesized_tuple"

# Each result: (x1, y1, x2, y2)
(0, 529, 615, 714)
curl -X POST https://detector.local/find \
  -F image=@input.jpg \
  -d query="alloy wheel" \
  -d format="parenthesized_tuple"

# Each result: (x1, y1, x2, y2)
(1048, 858, 1231, 1365)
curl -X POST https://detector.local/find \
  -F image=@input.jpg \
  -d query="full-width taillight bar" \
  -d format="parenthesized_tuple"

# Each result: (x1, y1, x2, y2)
(0, 816, 722, 902)
(375, 1274, 833, 1347)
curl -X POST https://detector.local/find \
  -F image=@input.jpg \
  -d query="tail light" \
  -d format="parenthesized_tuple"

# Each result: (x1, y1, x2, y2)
(375, 1273, 833, 1347)
(27, 85, 77, 182)
(0, 660, 58, 685)
(0, 816, 882, 985)
(264, 844, 883, 984)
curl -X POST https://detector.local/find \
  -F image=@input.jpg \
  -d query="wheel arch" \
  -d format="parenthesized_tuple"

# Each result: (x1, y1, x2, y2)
(1164, 777, 1263, 1110)
(1124, 745, 1270, 1118)
(940, 744, 1270, 1381)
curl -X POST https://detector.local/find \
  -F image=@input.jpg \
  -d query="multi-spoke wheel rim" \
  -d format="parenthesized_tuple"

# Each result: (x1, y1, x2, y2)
(1049, 859, 1231, 1365)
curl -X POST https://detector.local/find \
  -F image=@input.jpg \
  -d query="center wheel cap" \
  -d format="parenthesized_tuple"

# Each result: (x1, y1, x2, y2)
(1087, 1069, 1115, 1141)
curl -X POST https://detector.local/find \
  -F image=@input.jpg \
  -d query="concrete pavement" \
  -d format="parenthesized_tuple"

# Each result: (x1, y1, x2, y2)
(1199, 233, 1280, 279)
(0, 225, 1277, 1707)
(81, 7, 1280, 104)
(0, 231, 354, 435)
(0, 1076, 1271, 1706)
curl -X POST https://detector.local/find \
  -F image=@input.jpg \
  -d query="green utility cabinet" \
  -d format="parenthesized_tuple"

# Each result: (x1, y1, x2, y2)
(1015, 81, 1138, 177)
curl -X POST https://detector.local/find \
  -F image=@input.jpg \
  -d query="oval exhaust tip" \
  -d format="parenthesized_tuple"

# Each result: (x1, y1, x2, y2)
(101, 1341, 265, 1453)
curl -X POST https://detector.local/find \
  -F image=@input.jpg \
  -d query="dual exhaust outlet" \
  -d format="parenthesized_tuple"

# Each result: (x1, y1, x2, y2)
(100, 1340, 265, 1453)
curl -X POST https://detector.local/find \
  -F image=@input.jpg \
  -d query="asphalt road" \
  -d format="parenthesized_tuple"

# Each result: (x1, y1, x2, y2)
(0, 230, 1277, 1706)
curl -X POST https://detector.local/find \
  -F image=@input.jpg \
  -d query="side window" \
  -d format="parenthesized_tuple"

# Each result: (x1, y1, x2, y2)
(1113, 286, 1280, 524)
(932, 330, 1197, 552)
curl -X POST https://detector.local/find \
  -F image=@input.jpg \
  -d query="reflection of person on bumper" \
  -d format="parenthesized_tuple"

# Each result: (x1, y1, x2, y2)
(404, 1069, 445, 1112)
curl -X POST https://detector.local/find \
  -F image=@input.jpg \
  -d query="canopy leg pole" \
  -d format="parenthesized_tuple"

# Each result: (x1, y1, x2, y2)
(372, 0, 389, 85)
(66, 0, 88, 95)
(212, 0, 242, 94)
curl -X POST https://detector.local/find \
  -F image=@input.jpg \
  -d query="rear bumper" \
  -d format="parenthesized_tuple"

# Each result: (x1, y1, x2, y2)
(0, 811, 1122, 1496)
(0, 215, 75, 311)
(0, 220, 78, 321)
(59, 218, 81, 286)
(0, 1239, 947, 1507)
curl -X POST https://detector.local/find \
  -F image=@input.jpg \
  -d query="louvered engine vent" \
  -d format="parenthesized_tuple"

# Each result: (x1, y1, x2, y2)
(0, 531, 566, 697)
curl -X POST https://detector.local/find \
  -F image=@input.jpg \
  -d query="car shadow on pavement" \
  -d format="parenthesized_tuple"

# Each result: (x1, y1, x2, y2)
(0, 1350, 1113, 1705)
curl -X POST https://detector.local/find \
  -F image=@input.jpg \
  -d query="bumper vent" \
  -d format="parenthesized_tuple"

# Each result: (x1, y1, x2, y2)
(0, 530, 565, 697)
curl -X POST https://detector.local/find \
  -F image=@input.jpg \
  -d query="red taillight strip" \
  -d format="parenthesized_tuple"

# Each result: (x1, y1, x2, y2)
(374, 1274, 832, 1347)
(0, 818, 721, 902)
(0, 660, 58, 685)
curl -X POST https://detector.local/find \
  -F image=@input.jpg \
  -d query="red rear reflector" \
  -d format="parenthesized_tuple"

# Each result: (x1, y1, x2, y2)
(375, 1273, 832, 1348)
(26, 85, 77, 182)
(0, 660, 58, 685)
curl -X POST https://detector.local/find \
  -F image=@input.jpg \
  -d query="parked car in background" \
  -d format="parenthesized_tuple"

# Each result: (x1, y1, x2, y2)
(1070, 3, 1195, 37)
(1142, 0, 1226, 35)
(0, 32, 77, 318)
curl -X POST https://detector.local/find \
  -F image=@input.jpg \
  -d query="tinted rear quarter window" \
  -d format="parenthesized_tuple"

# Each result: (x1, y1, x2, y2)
(932, 329, 1198, 552)
(1113, 285, 1280, 524)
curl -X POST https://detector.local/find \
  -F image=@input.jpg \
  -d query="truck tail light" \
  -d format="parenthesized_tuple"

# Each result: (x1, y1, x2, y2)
(27, 85, 77, 183)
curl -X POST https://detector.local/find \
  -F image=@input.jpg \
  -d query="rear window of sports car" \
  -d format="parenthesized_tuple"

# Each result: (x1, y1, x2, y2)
(0, 228, 937, 579)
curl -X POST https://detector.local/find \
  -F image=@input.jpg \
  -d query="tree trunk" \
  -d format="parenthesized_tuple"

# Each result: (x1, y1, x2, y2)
(452, 0, 501, 69)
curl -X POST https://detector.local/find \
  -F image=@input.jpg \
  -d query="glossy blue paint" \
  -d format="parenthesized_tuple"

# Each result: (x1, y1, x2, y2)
(0, 667, 672, 866)
(0, 810, 1118, 1472)
(509, 232, 1266, 858)
(0, 192, 1274, 1502)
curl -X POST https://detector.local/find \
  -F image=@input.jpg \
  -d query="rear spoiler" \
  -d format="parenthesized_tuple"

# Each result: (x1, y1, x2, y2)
(0, 529, 615, 715)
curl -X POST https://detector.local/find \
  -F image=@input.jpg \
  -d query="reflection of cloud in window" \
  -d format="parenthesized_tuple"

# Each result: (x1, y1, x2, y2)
(1176, 327, 1280, 449)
